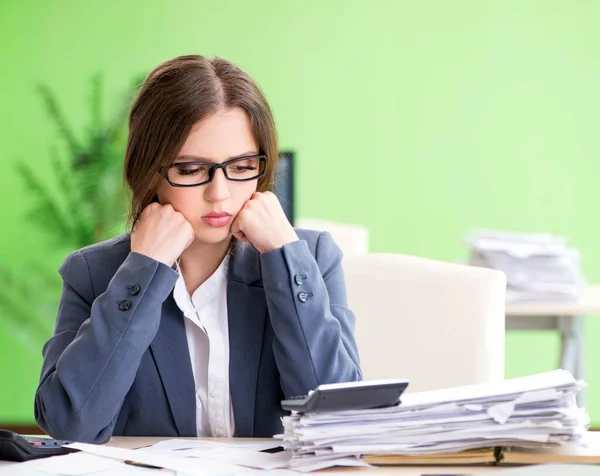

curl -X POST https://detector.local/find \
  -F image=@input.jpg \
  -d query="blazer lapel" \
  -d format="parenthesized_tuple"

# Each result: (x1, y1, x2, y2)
(228, 242, 268, 436)
(149, 295, 197, 437)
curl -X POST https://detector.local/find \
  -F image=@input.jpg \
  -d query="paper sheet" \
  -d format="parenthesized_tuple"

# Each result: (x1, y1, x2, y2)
(282, 370, 589, 469)
(66, 442, 251, 476)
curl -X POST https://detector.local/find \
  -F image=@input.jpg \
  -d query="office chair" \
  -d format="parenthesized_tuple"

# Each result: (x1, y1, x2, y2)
(295, 218, 369, 259)
(343, 253, 506, 392)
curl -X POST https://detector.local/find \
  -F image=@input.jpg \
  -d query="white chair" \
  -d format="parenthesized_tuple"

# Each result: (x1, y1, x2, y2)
(295, 218, 369, 259)
(343, 253, 506, 392)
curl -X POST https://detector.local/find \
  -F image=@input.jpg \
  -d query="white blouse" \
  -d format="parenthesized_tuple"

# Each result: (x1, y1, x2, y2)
(172, 255, 234, 437)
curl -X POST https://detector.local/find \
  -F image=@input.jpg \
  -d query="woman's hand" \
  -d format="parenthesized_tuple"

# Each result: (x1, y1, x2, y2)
(231, 192, 299, 253)
(131, 203, 195, 266)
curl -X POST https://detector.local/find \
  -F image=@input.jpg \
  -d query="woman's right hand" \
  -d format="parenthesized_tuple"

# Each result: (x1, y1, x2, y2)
(131, 203, 195, 266)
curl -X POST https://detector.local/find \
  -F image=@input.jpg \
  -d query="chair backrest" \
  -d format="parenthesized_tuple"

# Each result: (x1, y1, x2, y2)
(295, 218, 369, 259)
(343, 253, 506, 392)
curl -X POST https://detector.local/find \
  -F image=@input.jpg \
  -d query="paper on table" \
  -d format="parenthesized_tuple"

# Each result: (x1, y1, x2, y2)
(141, 438, 367, 472)
(399, 370, 579, 408)
(173, 447, 291, 470)
(465, 230, 584, 302)
(34, 452, 128, 475)
(66, 442, 251, 476)
(0, 452, 162, 476)
(148, 438, 281, 453)
(135, 439, 290, 470)
(282, 370, 588, 469)
(289, 401, 583, 441)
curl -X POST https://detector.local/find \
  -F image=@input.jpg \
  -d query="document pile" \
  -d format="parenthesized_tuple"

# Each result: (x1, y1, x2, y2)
(282, 370, 589, 470)
(465, 230, 584, 302)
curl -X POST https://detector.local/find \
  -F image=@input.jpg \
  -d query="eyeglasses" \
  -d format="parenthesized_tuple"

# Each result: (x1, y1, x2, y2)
(164, 154, 267, 187)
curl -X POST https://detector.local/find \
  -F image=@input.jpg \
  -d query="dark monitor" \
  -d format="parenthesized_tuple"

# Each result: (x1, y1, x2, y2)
(273, 151, 295, 225)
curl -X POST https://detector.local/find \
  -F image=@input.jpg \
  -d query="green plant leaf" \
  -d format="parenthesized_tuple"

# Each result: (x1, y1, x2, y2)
(88, 73, 103, 146)
(38, 84, 81, 160)
(0, 267, 55, 343)
(4, 74, 140, 344)
(14, 160, 75, 245)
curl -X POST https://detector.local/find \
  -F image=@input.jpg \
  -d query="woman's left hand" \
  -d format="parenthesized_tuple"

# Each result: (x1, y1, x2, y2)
(231, 191, 299, 253)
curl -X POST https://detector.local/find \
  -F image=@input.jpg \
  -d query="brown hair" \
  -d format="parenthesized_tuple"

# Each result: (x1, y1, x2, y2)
(124, 55, 278, 229)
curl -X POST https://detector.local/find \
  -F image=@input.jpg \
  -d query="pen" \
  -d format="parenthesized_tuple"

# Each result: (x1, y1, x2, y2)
(124, 459, 163, 470)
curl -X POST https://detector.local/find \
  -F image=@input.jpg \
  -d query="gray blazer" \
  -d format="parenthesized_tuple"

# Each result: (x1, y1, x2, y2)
(34, 229, 362, 443)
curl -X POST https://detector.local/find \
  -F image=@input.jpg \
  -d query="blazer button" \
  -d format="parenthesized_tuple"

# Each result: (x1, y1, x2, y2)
(294, 274, 304, 285)
(128, 284, 141, 296)
(298, 291, 308, 303)
(118, 300, 132, 311)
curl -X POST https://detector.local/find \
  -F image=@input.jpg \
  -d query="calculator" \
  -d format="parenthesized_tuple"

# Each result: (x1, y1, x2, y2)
(281, 378, 409, 413)
(0, 430, 79, 462)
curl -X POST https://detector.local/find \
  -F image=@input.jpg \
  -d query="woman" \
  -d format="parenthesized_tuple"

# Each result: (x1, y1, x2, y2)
(34, 55, 362, 444)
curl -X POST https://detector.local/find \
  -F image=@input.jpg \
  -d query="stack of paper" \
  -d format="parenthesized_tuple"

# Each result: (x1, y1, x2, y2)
(281, 370, 589, 470)
(464, 230, 584, 302)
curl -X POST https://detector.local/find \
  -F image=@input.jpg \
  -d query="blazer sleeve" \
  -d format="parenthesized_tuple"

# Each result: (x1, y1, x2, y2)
(259, 232, 363, 397)
(34, 250, 178, 443)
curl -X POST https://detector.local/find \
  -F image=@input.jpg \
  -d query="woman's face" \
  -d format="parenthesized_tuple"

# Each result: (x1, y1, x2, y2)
(157, 107, 260, 246)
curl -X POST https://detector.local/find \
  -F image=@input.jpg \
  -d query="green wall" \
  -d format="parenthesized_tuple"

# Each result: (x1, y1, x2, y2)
(1, 0, 600, 423)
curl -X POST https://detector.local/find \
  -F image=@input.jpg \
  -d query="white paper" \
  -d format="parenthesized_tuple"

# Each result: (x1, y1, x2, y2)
(148, 438, 281, 453)
(281, 370, 589, 468)
(132, 438, 290, 470)
(35, 452, 127, 475)
(174, 447, 292, 470)
(465, 229, 584, 301)
(66, 442, 250, 476)
(0, 452, 173, 476)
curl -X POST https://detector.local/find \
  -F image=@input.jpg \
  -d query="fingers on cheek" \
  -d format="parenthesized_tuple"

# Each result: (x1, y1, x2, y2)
(233, 230, 247, 241)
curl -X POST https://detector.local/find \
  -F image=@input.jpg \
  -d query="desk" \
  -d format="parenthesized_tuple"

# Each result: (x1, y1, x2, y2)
(5, 436, 597, 474)
(505, 285, 600, 407)
(105, 437, 501, 474)
(0, 437, 502, 474)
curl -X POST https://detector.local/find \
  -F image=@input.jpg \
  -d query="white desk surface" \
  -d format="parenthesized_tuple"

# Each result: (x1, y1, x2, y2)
(5, 436, 594, 474)
(506, 285, 600, 317)
(104, 436, 502, 474)
(0, 437, 500, 473)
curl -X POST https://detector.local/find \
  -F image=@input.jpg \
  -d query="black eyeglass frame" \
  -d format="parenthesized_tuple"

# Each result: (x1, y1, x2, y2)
(163, 154, 268, 187)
